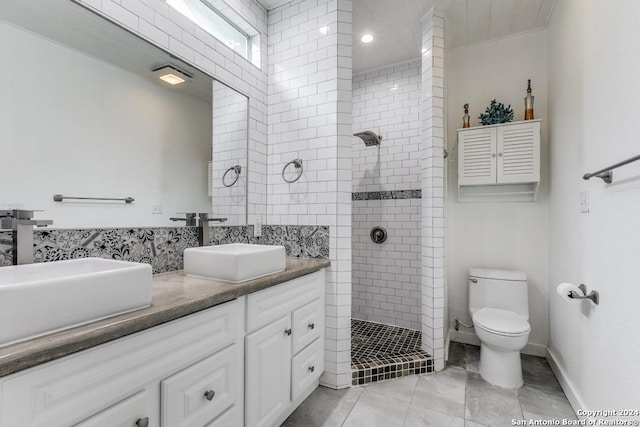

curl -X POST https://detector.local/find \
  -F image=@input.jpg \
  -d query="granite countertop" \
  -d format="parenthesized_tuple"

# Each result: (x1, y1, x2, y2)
(0, 257, 330, 377)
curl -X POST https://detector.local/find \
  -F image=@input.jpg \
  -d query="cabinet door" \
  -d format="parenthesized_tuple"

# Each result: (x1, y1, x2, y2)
(245, 315, 292, 427)
(497, 121, 540, 184)
(74, 390, 152, 427)
(458, 127, 497, 185)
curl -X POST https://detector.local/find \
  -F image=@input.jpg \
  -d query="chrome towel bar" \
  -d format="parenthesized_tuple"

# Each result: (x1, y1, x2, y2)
(583, 153, 640, 184)
(53, 194, 134, 203)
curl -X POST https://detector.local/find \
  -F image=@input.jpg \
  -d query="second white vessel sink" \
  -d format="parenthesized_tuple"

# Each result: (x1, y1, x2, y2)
(0, 258, 152, 347)
(184, 243, 286, 283)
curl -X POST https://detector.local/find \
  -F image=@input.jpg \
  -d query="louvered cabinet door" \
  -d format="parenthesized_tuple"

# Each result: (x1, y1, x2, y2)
(458, 127, 497, 185)
(496, 121, 540, 184)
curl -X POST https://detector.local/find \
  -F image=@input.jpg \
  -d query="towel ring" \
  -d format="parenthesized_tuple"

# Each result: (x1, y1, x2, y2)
(282, 159, 303, 183)
(222, 165, 241, 187)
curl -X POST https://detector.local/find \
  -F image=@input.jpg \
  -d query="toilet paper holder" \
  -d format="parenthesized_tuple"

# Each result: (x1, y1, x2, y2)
(568, 284, 600, 305)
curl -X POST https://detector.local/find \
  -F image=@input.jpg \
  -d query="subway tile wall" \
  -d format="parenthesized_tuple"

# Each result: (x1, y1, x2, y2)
(420, 6, 446, 371)
(267, 0, 353, 388)
(352, 198, 422, 330)
(352, 60, 423, 330)
(212, 81, 249, 225)
(352, 60, 422, 192)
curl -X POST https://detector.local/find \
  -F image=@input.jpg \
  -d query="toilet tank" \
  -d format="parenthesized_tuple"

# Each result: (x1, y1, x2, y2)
(468, 268, 529, 319)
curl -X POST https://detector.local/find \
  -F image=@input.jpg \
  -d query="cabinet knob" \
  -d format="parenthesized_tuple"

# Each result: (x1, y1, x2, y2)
(491, 153, 496, 158)
(204, 390, 216, 401)
(308, 365, 315, 373)
(136, 417, 149, 427)
(308, 322, 315, 330)
(498, 152, 503, 157)
(285, 328, 292, 336)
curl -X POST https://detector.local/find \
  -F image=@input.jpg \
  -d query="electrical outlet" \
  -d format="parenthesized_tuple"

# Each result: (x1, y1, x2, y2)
(580, 191, 590, 213)
(152, 204, 163, 214)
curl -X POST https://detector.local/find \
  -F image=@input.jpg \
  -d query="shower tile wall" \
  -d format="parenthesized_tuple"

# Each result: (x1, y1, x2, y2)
(211, 82, 248, 225)
(352, 60, 422, 330)
(420, 7, 446, 370)
(267, 0, 353, 389)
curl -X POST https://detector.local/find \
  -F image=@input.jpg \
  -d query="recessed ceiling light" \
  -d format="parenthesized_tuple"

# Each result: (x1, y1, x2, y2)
(152, 64, 192, 86)
(361, 33, 374, 43)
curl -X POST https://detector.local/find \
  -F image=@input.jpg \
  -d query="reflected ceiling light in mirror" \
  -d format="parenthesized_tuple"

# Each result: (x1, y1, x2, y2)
(152, 64, 192, 86)
(361, 33, 374, 43)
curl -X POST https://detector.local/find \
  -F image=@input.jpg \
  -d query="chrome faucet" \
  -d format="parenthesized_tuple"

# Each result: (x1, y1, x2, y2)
(170, 212, 197, 227)
(197, 213, 227, 246)
(0, 209, 53, 265)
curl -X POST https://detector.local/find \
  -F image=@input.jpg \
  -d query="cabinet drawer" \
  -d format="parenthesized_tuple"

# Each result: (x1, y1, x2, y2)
(75, 390, 151, 427)
(292, 298, 323, 354)
(161, 345, 241, 427)
(291, 339, 323, 401)
(246, 270, 323, 332)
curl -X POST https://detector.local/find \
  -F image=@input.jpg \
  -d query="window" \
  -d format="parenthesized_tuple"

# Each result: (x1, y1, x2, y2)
(166, 0, 261, 68)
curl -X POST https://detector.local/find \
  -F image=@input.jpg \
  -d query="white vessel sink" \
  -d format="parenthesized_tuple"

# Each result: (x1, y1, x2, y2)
(0, 258, 152, 347)
(184, 243, 286, 283)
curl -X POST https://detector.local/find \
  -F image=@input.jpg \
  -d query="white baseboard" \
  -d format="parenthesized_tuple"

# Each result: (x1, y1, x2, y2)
(449, 330, 547, 357)
(545, 347, 586, 418)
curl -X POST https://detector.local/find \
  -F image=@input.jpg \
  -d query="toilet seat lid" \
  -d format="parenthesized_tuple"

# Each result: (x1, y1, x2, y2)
(473, 308, 530, 336)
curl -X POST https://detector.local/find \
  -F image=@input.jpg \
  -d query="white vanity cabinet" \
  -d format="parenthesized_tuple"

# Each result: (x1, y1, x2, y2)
(245, 270, 325, 427)
(0, 299, 244, 427)
(458, 120, 541, 201)
(0, 267, 328, 427)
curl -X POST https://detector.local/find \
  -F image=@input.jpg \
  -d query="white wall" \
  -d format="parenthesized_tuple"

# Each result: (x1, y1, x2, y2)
(0, 23, 211, 228)
(547, 0, 640, 411)
(351, 61, 422, 330)
(267, 0, 353, 389)
(446, 30, 549, 354)
(212, 81, 248, 225)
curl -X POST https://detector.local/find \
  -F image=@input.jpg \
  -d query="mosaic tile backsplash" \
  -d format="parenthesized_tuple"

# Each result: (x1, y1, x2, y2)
(352, 189, 422, 201)
(0, 225, 329, 272)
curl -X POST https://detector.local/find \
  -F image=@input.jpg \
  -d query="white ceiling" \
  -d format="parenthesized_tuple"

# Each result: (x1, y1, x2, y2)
(445, 0, 556, 50)
(257, 0, 556, 75)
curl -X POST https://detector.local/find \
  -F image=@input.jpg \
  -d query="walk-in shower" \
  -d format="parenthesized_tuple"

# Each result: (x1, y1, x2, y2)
(351, 59, 434, 385)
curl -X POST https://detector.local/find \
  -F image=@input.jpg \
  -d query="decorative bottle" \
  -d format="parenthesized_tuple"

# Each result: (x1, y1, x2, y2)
(524, 80, 535, 120)
(462, 103, 470, 128)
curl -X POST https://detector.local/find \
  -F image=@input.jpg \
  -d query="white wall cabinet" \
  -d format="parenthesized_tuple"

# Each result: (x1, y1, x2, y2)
(245, 270, 325, 427)
(458, 120, 541, 201)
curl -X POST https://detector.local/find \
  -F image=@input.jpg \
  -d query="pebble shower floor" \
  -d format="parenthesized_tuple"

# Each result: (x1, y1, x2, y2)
(351, 319, 434, 385)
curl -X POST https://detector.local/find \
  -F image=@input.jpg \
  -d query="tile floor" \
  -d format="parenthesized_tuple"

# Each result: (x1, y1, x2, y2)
(283, 342, 576, 427)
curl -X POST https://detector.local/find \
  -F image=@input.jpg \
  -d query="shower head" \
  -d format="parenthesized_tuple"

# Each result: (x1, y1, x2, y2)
(353, 131, 382, 147)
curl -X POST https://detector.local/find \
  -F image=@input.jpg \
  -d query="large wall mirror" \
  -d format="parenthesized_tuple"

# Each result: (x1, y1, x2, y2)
(0, 0, 249, 228)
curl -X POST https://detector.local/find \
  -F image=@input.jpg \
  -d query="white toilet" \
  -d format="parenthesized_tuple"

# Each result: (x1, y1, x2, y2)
(468, 268, 531, 388)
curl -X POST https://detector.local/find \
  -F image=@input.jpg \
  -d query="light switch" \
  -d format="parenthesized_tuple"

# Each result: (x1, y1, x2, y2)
(580, 191, 589, 213)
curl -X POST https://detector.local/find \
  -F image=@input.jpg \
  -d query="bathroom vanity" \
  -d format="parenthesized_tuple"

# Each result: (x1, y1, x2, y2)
(0, 258, 329, 427)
